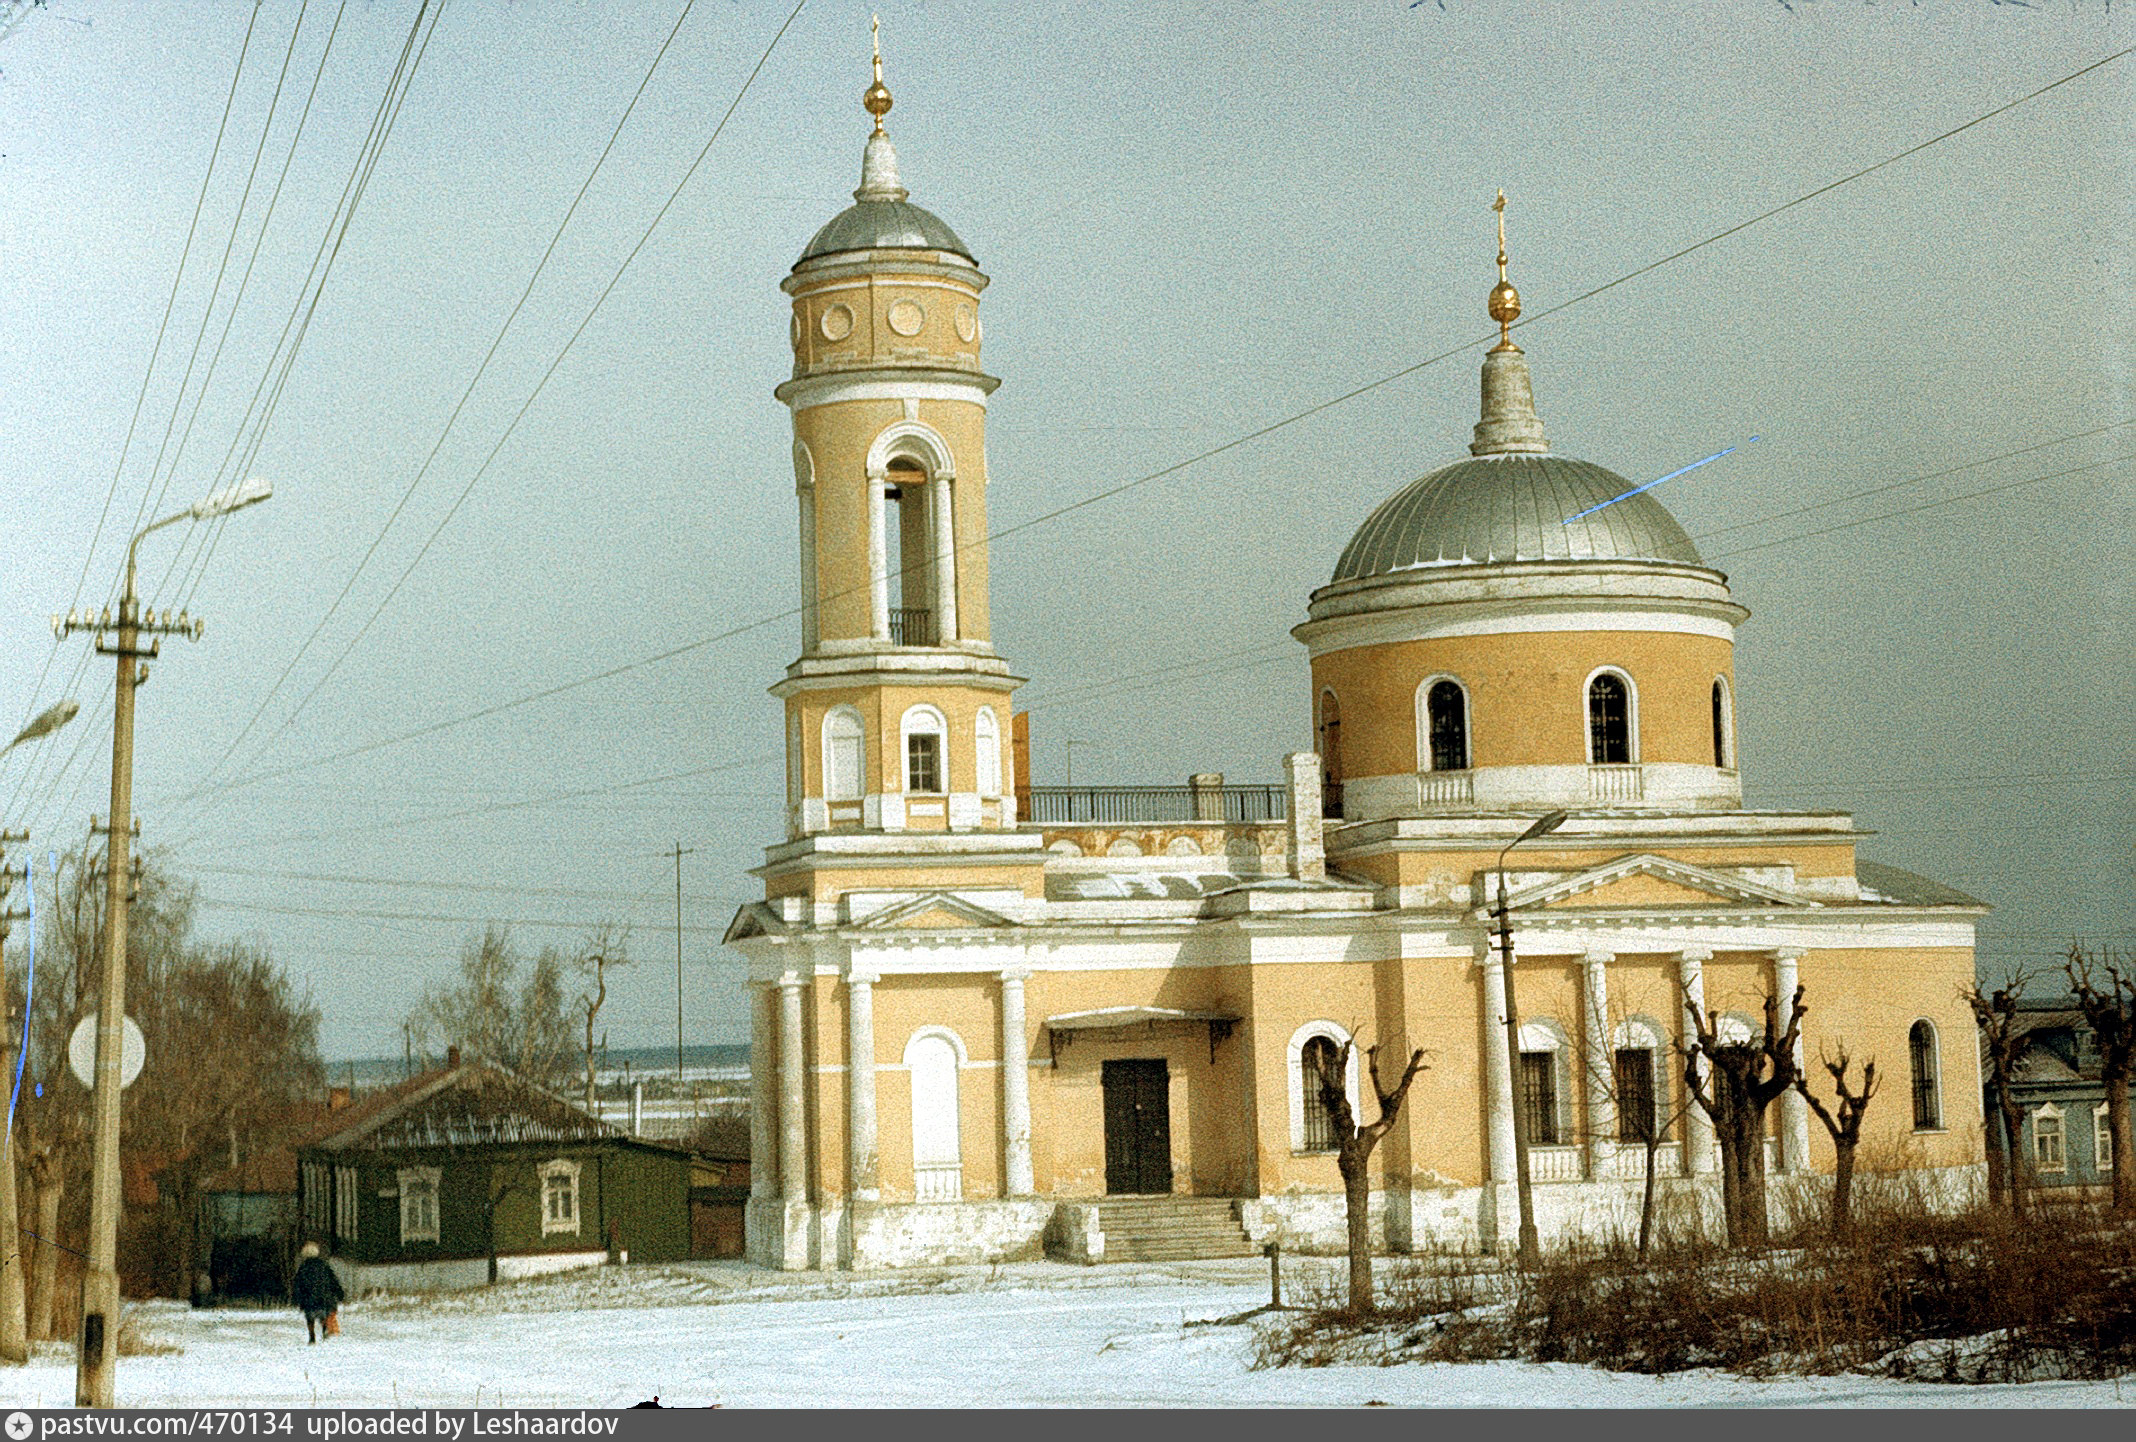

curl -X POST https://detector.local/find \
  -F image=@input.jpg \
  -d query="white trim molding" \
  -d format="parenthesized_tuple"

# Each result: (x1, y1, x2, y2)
(1286, 1020, 1362, 1154)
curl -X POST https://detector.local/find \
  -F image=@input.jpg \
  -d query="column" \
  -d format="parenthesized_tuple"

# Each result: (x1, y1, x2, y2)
(1000, 969, 1034, 1196)
(846, 970, 879, 1204)
(778, 978, 808, 1204)
(1773, 948, 1811, 1174)
(749, 984, 776, 1204)
(1678, 948, 1716, 1175)
(798, 486, 819, 652)
(866, 466, 890, 639)
(1583, 950, 1616, 1179)
(1480, 950, 1517, 1189)
(931, 475, 958, 642)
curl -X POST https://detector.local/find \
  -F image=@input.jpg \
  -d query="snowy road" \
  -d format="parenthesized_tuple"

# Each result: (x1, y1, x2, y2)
(1, 1259, 2130, 1408)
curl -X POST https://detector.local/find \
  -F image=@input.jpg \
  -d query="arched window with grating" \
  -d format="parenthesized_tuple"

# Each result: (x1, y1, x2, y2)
(1300, 1036, 1341, 1152)
(1909, 1020, 1942, 1130)
(1588, 671, 1633, 764)
(824, 707, 865, 801)
(1711, 677, 1734, 768)
(1423, 678, 1469, 772)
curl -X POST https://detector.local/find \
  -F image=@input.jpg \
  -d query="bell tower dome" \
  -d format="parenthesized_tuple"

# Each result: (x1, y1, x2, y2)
(772, 35, 1020, 839)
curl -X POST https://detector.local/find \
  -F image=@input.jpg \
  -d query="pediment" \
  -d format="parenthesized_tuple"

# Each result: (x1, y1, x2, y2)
(853, 891, 1017, 930)
(1508, 853, 1812, 911)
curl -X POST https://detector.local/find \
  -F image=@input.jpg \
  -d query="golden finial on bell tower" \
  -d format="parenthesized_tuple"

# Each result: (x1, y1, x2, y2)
(1488, 188, 1522, 353)
(864, 13, 894, 133)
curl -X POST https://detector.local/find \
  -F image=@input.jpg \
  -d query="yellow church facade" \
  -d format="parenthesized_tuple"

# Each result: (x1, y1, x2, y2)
(725, 62, 1987, 1269)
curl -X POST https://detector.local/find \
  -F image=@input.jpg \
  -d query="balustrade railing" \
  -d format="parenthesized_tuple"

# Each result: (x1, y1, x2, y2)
(889, 607, 936, 646)
(1022, 784, 1287, 825)
(1419, 770, 1474, 805)
(913, 1162, 963, 1202)
(1587, 763, 1645, 803)
(1529, 1145, 1585, 1183)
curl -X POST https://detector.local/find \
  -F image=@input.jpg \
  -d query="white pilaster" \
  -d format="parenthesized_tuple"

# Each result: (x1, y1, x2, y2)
(1678, 948, 1716, 1176)
(866, 466, 889, 639)
(1284, 751, 1325, 880)
(798, 486, 819, 652)
(847, 970, 879, 1204)
(1583, 949, 1616, 1178)
(931, 474, 958, 642)
(778, 979, 808, 1204)
(749, 984, 776, 1203)
(1000, 969, 1034, 1196)
(1773, 948, 1811, 1173)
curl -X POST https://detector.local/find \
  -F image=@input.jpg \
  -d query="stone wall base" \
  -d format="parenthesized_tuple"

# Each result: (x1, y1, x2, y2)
(327, 1249, 609, 1295)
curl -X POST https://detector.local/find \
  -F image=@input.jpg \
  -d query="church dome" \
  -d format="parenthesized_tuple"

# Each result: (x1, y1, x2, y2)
(1331, 453, 1704, 582)
(799, 197, 971, 263)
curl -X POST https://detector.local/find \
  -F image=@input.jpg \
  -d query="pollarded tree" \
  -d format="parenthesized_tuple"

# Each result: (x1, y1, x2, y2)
(1680, 986, 1806, 1250)
(1794, 1048, 1877, 1240)
(1965, 972, 2033, 1217)
(2064, 946, 2135, 1214)
(1309, 1037, 1426, 1313)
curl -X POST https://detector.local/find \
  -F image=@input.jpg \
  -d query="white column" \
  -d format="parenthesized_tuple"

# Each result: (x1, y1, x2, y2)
(1773, 948, 1811, 1173)
(798, 486, 819, 652)
(866, 466, 890, 639)
(1480, 950, 1517, 1188)
(749, 984, 776, 1204)
(847, 970, 879, 1204)
(1583, 950, 1616, 1179)
(778, 978, 808, 1204)
(1000, 968, 1033, 1196)
(1678, 948, 1716, 1176)
(931, 474, 958, 643)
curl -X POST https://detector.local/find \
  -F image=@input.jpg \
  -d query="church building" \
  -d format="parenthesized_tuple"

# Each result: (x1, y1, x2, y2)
(724, 53, 1988, 1269)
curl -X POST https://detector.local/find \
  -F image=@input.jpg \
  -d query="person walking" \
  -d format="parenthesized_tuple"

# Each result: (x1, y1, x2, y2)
(292, 1242, 344, 1344)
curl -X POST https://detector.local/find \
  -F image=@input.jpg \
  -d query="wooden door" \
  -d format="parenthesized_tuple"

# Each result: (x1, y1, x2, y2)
(1102, 1059, 1173, 1195)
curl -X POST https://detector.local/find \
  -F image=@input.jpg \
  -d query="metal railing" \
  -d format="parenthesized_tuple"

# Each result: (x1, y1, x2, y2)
(1022, 784, 1288, 825)
(889, 607, 935, 646)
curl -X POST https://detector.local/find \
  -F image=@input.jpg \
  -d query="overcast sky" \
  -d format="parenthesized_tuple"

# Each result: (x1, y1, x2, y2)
(2, 0, 2130, 1061)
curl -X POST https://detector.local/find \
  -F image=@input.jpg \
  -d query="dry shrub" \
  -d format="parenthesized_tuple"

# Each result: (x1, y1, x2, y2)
(118, 1305, 181, 1357)
(1254, 1198, 2136, 1382)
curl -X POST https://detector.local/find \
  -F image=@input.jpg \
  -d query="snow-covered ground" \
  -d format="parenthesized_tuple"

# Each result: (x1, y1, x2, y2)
(1, 1258, 2131, 1408)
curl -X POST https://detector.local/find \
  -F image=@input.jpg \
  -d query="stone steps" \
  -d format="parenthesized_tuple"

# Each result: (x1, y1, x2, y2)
(1098, 1196, 1258, 1262)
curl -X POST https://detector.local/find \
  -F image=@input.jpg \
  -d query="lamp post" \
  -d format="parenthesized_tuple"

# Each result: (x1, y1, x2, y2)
(55, 476, 270, 1408)
(1494, 807, 1567, 1266)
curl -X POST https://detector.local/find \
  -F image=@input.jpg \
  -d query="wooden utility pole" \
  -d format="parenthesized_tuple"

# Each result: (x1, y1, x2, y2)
(668, 842, 695, 1085)
(0, 829, 29, 1365)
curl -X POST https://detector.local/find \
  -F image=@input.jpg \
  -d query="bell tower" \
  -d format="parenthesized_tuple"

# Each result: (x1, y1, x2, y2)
(771, 37, 1022, 844)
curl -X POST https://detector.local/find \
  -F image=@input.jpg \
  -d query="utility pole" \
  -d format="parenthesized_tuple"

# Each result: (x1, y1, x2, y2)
(1492, 809, 1567, 1267)
(667, 842, 695, 1086)
(0, 829, 29, 1365)
(54, 474, 269, 1408)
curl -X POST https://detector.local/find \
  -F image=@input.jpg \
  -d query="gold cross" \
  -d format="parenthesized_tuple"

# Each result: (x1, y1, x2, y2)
(872, 13, 882, 84)
(1494, 189, 1508, 282)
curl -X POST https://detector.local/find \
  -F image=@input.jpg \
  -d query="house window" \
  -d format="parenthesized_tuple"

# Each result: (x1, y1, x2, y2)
(334, 1165, 359, 1242)
(1520, 1051, 1560, 1146)
(1422, 679, 1469, 772)
(1587, 672, 1633, 764)
(824, 707, 864, 801)
(541, 1160, 582, 1236)
(1909, 1020, 1941, 1130)
(1300, 1036, 1342, 1153)
(398, 1166, 441, 1244)
(1711, 677, 1734, 768)
(2033, 1107, 2066, 1174)
(901, 706, 946, 794)
(975, 708, 1002, 798)
(1615, 1047, 1657, 1144)
(2097, 1103, 2114, 1173)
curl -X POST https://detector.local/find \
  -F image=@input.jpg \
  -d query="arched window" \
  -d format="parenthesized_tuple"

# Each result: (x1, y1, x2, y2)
(823, 707, 864, 801)
(974, 708, 1001, 798)
(1316, 690, 1342, 783)
(1711, 676, 1735, 769)
(905, 1028, 964, 1201)
(1288, 1022, 1360, 1154)
(1587, 671, 1634, 764)
(901, 705, 946, 794)
(1909, 1020, 1942, 1130)
(1419, 678, 1470, 772)
(2033, 1105, 2066, 1174)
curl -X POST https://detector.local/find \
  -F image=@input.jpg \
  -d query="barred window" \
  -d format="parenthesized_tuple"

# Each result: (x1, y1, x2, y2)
(1615, 1048, 1657, 1144)
(1909, 1020, 1941, 1130)
(1520, 1051, 1560, 1146)
(1425, 680, 1469, 772)
(1300, 1036, 1341, 1153)
(1588, 673, 1632, 764)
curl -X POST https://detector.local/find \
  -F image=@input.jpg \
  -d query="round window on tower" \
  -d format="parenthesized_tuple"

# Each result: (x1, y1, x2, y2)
(887, 299, 925, 336)
(820, 303, 854, 342)
(954, 303, 977, 343)
(790, 311, 802, 349)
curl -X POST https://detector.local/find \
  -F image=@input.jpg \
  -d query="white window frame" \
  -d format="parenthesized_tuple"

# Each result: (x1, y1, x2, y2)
(1711, 675, 1736, 769)
(2032, 1104, 2066, 1174)
(1415, 674, 1471, 773)
(823, 706, 865, 802)
(900, 705, 948, 795)
(2096, 1101, 2114, 1174)
(540, 1158, 582, 1236)
(1287, 1020, 1361, 1154)
(903, 1026, 965, 1201)
(334, 1164, 359, 1242)
(974, 707, 1002, 798)
(398, 1165, 441, 1244)
(1583, 666, 1640, 764)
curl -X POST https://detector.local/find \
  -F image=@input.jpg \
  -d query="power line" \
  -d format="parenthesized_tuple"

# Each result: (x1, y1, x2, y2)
(194, 895, 747, 936)
(180, 861, 738, 907)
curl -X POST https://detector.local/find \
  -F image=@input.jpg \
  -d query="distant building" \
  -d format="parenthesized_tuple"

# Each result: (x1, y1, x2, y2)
(293, 1054, 736, 1291)
(1997, 999, 2128, 1196)
(725, 55, 1989, 1270)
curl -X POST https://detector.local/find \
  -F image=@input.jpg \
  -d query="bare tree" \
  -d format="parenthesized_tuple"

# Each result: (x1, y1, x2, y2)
(1309, 1037, 1426, 1313)
(2064, 946, 2134, 1214)
(1794, 1048, 1878, 1239)
(1681, 986, 1806, 1249)
(1965, 971, 2033, 1217)
(576, 924, 630, 1114)
(412, 926, 576, 1085)
(1564, 996, 1702, 1260)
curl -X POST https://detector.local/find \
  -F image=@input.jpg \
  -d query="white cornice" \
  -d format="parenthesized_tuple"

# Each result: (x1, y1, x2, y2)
(776, 370, 1000, 410)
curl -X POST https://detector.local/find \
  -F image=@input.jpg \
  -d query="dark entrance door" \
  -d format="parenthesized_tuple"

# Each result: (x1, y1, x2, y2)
(1102, 1058, 1173, 1195)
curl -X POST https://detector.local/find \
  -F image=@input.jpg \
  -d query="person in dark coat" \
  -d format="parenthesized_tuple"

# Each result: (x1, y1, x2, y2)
(292, 1242, 345, 1344)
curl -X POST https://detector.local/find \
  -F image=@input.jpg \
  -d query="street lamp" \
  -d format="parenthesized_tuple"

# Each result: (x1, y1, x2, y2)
(55, 478, 271, 1408)
(1493, 807, 1568, 1266)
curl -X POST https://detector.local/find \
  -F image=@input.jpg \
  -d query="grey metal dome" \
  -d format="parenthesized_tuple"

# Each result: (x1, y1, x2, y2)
(1332, 454, 1706, 582)
(798, 197, 972, 264)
